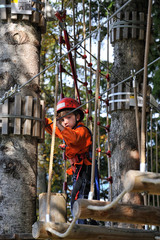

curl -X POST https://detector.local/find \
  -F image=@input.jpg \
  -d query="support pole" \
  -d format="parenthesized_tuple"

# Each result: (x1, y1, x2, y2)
(140, 0, 152, 172)
(46, 65, 59, 222)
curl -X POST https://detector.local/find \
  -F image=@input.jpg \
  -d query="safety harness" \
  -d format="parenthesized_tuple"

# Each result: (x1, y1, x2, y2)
(59, 125, 100, 201)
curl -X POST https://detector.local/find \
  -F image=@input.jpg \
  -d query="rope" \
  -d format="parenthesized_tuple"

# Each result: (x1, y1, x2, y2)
(59, 26, 64, 99)
(132, 71, 141, 156)
(106, 13, 112, 203)
(72, 0, 77, 100)
(97, 97, 101, 171)
(46, 216, 78, 238)
(46, 65, 59, 222)
(63, 29, 81, 104)
(140, 0, 152, 172)
(82, 0, 89, 126)
(156, 122, 160, 207)
(96, 3, 101, 173)
(88, 189, 127, 211)
(58, 2, 67, 193)
(88, 14, 101, 200)
(88, 0, 93, 131)
(87, 175, 160, 212)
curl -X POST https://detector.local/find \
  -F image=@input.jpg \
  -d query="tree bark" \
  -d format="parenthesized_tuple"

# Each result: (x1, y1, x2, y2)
(109, 0, 149, 227)
(0, 21, 41, 234)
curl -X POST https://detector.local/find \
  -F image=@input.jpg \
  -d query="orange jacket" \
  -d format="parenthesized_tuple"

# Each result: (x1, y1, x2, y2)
(45, 118, 92, 173)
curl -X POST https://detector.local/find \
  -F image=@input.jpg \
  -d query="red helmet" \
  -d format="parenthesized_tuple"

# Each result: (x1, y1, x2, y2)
(57, 97, 84, 120)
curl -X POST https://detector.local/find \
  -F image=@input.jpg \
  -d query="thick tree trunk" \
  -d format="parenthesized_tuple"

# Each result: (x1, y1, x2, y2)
(0, 21, 41, 234)
(109, 0, 149, 226)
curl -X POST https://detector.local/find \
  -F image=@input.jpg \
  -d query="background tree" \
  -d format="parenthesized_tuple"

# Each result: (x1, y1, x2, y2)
(109, 0, 149, 219)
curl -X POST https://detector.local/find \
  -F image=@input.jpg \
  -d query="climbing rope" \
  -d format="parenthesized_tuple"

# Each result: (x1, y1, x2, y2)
(88, 0, 93, 131)
(88, 3, 101, 199)
(72, 0, 77, 100)
(46, 216, 78, 238)
(132, 70, 141, 157)
(140, 0, 152, 172)
(46, 65, 59, 222)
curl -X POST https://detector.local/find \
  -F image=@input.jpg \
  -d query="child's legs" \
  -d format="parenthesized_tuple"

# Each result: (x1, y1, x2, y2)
(71, 165, 91, 224)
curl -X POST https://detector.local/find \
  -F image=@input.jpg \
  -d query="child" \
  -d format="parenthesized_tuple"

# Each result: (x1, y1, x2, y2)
(45, 97, 98, 224)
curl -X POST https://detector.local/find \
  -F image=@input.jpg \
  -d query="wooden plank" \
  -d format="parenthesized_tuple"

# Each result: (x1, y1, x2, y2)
(116, 12, 121, 40)
(32, 98, 40, 137)
(11, 14, 18, 20)
(123, 11, 129, 39)
(73, 199, 160, 226)
(110, 83, 115, 112)
(124, 170, 160, 195)
(139, 12, 145, 40)
(132, 11, 137, 39)
(39, 0, 46, 33)
(110, 18, 115, 43)
(38, 99, 45, 142)
(2, 99, 9, 135)
(14, 94, 22, 135)
(125, 82, 130, 109)
(32, 220, 160, 240)
(117, 83, 122, 109)
(22, 14, 30, 21)
(39, 193, 67, 222)
(0, 0, 7, 20)
(23, 96, 33, 135)
(32, 0, 40, 23)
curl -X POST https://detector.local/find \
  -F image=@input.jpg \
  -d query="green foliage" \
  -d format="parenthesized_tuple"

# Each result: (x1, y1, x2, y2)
(148, 0, 160, 101)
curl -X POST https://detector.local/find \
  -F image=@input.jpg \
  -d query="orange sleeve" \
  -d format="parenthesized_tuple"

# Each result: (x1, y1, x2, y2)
(45, 118, 63, 140)
(60, 124, 92, 157)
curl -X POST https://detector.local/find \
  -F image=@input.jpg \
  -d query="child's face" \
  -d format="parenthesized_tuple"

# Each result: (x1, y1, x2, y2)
(60, 113, 80, 128)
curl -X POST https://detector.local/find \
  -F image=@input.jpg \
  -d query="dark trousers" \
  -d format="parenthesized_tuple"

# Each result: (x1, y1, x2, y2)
(71, 164, 91, 224)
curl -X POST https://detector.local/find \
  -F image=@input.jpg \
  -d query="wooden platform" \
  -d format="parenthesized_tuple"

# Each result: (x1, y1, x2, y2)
(32, 221, 160, 240)
(0, 0, 46, 33)
(0, 94, 45, 142)
(72, 199, 160, 226)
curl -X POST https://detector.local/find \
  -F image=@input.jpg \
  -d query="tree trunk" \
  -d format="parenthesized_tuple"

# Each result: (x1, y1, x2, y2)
(109, 0, 149, 227)
(0, 20, 41, 234)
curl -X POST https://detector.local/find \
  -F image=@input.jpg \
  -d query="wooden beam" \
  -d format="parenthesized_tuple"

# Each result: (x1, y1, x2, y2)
(2, 99, 9, 135)
(32, 221, 160, 240)
(0, 0, 7, 20)
(32, 98, 40, 138)
(14, 94, 22, 135)
(73, 199, 160, 226)
(23, 96, 33, 135)
(124, 170, 160, 194)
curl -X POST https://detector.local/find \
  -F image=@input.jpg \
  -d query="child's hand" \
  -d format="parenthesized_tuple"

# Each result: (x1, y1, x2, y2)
(56, 118, 64, 131)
